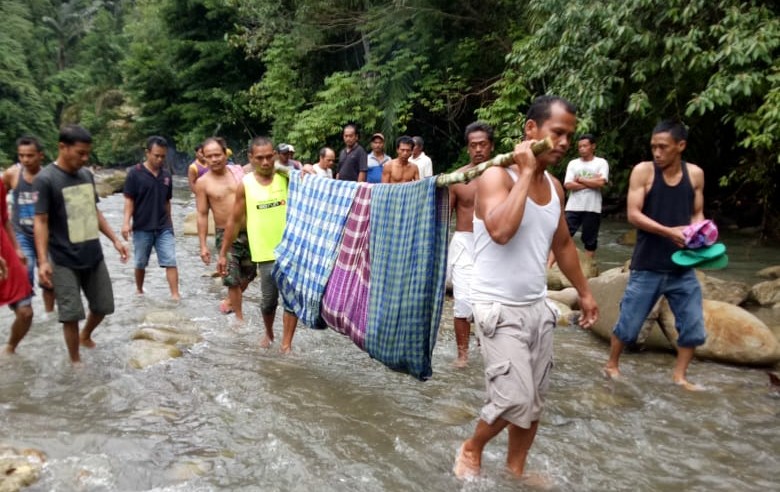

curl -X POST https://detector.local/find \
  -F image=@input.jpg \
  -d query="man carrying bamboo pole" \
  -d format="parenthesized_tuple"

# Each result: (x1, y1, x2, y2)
(454, 96, 599, 482)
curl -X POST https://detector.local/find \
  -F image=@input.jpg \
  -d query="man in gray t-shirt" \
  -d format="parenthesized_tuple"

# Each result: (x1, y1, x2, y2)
(33, 125, 128, 364)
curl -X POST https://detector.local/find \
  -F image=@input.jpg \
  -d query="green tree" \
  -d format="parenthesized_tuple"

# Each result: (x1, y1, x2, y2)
(479, 0, 780, 231)
(123, 0, 265, 154)
(0, 0, 55, 163)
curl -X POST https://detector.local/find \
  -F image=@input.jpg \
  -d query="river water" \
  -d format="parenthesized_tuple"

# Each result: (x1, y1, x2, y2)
(1, 179, 778, 491)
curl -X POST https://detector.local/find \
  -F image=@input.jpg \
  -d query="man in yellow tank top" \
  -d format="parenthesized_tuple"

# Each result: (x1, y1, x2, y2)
(216, 137, 299, 353)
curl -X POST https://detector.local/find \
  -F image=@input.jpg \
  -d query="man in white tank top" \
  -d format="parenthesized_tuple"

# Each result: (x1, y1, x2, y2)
(454, 96, 599, 482)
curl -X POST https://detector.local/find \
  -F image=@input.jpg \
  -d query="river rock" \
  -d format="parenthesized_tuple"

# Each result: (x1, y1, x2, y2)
(698, 300, 780, 365)
(182, 210, 215, 236)
(92, 168, 127, 197)
(141, 311, 200, 333)
(547, 287, 579, 309)
(132, 327, 202, 345)
(547, 299, 573, 326)
(749, 278, 780, 307)
(756, 265, 780, 279)
(547, 249, 599, 290)
(616, 229, 637, 246)
(696, 271, 750, 305)
(128, 339, 183, 369)
(0, 446, 45, 492)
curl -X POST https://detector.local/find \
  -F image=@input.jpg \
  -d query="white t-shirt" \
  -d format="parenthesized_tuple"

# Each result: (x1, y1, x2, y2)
(313, 165, 333, 178)
(410, 152, 433, 178)
(563, 157, 609, 213)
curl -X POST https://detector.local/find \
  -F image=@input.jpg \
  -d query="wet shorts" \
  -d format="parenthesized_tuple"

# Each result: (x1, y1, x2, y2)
(473, 299, 557, 429)
(52, 260, 114, 322)
(448, 231, 474, 320)
(133, 228, 177, 269)
(215, 230, 257, 288)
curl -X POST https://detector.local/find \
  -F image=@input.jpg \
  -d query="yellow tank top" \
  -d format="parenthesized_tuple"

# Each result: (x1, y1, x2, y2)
(243, 172, 288, 262)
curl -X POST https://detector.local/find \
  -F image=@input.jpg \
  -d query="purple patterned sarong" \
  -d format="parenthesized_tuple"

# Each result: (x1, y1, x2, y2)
(320, 185, 372, 349)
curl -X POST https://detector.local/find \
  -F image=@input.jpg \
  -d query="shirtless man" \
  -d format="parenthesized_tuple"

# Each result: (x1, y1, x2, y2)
(194, 137, 252, 320)
(3, 136, 56, 315)
(448, 121, 494, 367)
(382, 136, 419, 183)
(187, 145, 208, 192)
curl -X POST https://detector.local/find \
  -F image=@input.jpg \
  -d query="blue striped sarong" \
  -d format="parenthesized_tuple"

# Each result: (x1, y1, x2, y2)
(275, 176, 449, 380)
(367, 178, 449, 380)
(273, 172, 359, 328)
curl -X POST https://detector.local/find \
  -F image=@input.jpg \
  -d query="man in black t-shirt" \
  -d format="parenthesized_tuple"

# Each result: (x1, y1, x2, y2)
(336, 124, 367, 182)
(33, 125, 128, 364)
(122, 136, 180, 300)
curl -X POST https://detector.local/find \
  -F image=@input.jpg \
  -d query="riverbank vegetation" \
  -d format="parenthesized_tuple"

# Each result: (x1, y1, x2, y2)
(1, 0, 778, 235)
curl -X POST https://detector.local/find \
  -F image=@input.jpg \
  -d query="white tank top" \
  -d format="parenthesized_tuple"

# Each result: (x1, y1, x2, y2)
(471, 170, 560, 306)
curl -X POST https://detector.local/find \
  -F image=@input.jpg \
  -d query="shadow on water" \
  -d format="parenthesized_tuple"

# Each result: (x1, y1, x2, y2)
(1, 183, 779, 491)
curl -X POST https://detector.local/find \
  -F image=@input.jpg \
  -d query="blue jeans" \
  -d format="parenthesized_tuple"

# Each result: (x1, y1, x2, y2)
(15, 233, 49, 300)
(613, 269, 707, 348)
(133, 229, 177, 269)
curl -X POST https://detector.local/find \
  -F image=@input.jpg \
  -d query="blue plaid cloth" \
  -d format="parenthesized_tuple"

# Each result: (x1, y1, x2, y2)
(366, 178, 450, 380)
(273, 172, 360, 327)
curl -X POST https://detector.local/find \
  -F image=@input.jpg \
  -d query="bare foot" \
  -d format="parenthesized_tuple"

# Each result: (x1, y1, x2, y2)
(519, 471, 555, 490)
(280, 344, 292, 355)
(453, 442, 480, 480)
(3, 344, 16, 355)
(674, 379, 705, 391)
(171, 294, 181, 301)
(603, 366, 620, 380)
(259, 335, 273, 349)
(453, 356, 468, 369)
(135, 290, 144, 296)
(79, 337, 96, 349)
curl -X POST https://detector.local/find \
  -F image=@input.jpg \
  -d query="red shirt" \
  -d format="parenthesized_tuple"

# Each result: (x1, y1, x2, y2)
(0, 180, 32, 305)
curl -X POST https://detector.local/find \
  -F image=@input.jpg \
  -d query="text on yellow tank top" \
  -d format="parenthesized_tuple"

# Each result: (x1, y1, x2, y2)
(243, 172, 288, 262)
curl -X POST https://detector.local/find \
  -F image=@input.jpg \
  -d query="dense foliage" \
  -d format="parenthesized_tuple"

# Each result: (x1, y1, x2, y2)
(2, 0, 778, 232)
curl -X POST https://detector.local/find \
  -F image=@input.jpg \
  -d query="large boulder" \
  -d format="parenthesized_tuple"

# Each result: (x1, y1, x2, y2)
(757, 265, 780, 279)
(696, 271, 750, 305)
(698, 300, 780, 365)
(132, 327, 202, 345)
(749, 278, 780, 307)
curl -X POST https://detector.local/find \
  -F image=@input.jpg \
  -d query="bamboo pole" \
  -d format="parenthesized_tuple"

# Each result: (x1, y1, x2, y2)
(272, 136, 554, 187)
(434, 136, 554, 186)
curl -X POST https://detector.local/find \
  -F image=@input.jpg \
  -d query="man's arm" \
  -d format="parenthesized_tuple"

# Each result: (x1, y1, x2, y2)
(688, 163, 705, 223)
(98, 209, 128, 263)
(358, 148, 368, 182)
(2, 165, 19, 191)
(626, 162, 685, 247)
(216, 182, 246, 276)
(381, 163, 392, 184)
(476, 141, 537, 245)
(194, 179, 211, 264)
(187, 164, 198, 193)
(413, 166, 420, 181)
(549, 179, 598, 328)
(121, 195, 134, 241)
(33, 214, 52, 288)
